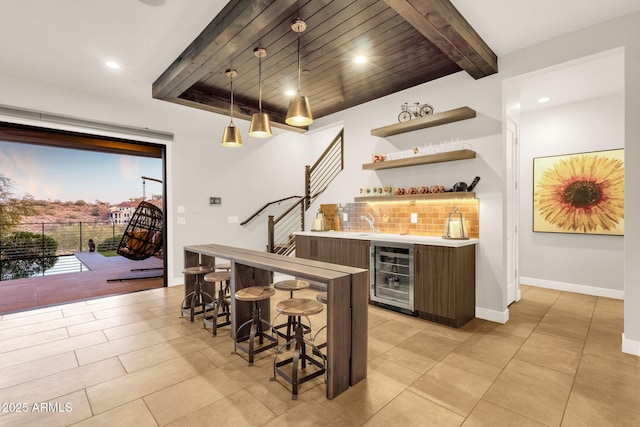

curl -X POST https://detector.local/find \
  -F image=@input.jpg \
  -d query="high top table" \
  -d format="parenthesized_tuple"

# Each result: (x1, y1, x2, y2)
(184, 243, 368, 400)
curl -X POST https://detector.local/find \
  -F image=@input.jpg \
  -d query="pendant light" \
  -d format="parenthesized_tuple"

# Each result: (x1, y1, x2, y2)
(285, 18, 313, 127)
(221, 69, 242, 147)
(248, 47, 272, 138)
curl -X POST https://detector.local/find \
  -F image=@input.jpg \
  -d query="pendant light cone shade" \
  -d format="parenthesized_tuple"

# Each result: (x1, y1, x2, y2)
(249, 112, 271, 137)
(221, 124, 242, 147)
(221, 69, 242, 147)
(285, 19, 313, 127)
(249, 48, 272, 138)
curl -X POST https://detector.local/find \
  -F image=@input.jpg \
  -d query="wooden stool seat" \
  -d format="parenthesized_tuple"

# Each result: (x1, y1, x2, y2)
(180, 266, 215, 322)
(316, 292, 327, 304)
(275, 298, 323, 317)
(233, 286, 277, 366)
(182, 266, 214, 275)
(215, 263, 231, 271)
(274, 279, 310, 295)
(235, 286, 275, 302)
(204, 271, 231, 283)
(203, 272, 232, 336)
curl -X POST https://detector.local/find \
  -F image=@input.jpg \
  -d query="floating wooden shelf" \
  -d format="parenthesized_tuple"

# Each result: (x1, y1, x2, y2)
(355, 192, 476, 202)
(370, 106, 476, 138)
(362, 149, 476, 171)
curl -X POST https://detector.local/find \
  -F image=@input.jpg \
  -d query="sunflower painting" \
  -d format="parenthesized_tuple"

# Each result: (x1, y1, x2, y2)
(533, 149, 624, 235)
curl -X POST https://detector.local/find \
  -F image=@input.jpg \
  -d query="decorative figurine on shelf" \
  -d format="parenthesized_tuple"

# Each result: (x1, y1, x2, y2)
(398, 102, 434, 122)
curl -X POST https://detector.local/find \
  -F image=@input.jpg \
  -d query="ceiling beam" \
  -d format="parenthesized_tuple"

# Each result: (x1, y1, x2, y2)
(383, 0, 497, 79)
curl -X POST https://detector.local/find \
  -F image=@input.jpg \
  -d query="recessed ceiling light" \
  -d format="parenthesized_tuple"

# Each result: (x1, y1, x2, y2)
(106, 61, 121, 69)
(537, 96, 550, 103)
(354, 55, 368, 64)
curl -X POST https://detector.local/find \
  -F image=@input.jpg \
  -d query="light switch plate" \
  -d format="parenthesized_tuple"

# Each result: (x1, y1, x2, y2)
(411, 212, 418, 223)
(342, 213, 348, 221)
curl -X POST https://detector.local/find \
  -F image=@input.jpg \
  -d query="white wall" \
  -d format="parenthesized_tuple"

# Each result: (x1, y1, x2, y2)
(518, 94, 625, 295)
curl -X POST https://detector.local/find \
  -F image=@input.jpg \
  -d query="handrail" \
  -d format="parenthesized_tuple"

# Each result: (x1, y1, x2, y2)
(240, 195, 302, 226)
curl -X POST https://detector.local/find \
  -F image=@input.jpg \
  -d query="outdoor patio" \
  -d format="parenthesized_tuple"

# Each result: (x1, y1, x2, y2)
(0, 252, 164, 314)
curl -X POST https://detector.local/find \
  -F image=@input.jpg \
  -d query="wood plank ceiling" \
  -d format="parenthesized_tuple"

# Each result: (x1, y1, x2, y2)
(153, 0, 497, 132)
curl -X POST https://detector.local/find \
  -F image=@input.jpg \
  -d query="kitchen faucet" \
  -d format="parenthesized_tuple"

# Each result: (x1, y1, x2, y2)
(360, 213, 375, 233)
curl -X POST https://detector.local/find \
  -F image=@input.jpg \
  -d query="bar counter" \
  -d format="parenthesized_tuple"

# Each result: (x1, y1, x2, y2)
(183, 243, 368, 400)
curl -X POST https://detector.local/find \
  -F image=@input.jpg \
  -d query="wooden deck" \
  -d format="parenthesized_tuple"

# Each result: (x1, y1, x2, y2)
(0, 252, 164, 315)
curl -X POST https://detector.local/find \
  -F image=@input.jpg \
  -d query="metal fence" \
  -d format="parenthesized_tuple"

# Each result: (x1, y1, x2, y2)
(0, 221, 127, 280)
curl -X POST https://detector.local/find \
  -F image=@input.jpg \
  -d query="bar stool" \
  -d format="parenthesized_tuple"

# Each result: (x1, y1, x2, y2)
(272, 279, 310, 346)
(233, 286, 278, 366)
(270, 298, 325, 400)
(215, 263, 231, 271)
(180, 266, 215, 322)
(203, 271, 232, 336)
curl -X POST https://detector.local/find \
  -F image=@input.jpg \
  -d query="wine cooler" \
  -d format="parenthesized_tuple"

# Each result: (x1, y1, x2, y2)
(370, 241, 415, 313)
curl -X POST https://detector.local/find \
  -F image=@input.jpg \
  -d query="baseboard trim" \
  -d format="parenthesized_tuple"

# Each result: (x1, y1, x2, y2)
(520, 277, 624, 300)
(622, 333, 640, 356)
(476, 306, 509, 324)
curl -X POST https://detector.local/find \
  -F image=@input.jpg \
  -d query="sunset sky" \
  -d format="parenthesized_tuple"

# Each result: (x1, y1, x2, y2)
(0, 140, 163, 204)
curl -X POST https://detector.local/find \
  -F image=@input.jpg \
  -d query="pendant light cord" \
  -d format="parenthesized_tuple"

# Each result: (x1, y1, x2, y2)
(258, 55, 263, 113)
(297, 30, 301, 94)
(230, 76, 235, 124)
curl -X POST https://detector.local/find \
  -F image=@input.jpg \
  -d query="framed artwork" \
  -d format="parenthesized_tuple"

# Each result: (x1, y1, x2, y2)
(533, 148, 624, 235)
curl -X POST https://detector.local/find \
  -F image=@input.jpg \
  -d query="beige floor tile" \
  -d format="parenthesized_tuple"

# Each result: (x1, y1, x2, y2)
(86, 351, 215, 414)
(520, 287, 561, 305)
(480, 311, 539, 339)
(453, 329, 525, 369)
(363, 389, 464, 426)
(0, 330, 107, 370)
(410, 352, 502, 417)
(463, 400, 546, 426)
(507, 298, 552, 319)
(0, 327, 69, 353)
(589, 297, 624, 333)
(169, 388, 277, 427)
(0, 312, 94, 341)
(0, 310, 64, 330)
(549, 292, 596, 319)
(570, 353, 640, 415)
(71, 398, 158, 427)
(318, 367, 411, 426)
(483, 359, 573, 426)
(118, 331, 215, 372)
(535, 311, 591, 343)
(514, 331, 583, 375)
(562, 389, 640, 426)
(102, 313, 185, 340)
(582, 327, 640, 367)
(0, 389, 92, 427)
(66, 311, 157, 337)
(262, 400, 351, 427)
(144, 358, 257, 425)
(375, 329, 460, 374)
(75, 326, 182, 366)
(0, 351, 78, 389)
(0, 357, 126, 405)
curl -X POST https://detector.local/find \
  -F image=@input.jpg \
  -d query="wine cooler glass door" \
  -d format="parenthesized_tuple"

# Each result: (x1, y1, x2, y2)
(370, 243, 414, 311)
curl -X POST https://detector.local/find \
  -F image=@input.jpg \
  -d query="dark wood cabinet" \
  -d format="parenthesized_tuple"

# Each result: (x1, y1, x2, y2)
(414, 244, 475, 328)
(296, 235, 369, 270)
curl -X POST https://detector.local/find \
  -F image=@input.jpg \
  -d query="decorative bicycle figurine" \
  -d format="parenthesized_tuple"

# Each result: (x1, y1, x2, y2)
(398, 102, 434, 122)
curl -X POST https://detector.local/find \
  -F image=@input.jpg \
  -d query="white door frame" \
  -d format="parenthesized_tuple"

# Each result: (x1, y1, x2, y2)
(505, 113, 520, 304)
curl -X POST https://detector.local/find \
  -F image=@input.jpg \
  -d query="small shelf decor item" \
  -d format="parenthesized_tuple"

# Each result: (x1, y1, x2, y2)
(398, 102, 434, 122)
(443, 206, 469, 240)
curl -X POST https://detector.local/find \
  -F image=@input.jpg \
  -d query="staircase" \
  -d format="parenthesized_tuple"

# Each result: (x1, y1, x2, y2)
(266, 128, 344, 255)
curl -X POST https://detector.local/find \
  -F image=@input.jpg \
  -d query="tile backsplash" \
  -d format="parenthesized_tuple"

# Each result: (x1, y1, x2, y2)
(321, 199, 479, 238)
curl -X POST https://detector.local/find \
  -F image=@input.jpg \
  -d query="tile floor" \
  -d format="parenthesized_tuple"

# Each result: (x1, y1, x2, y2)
(0, 284, 638, 426)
